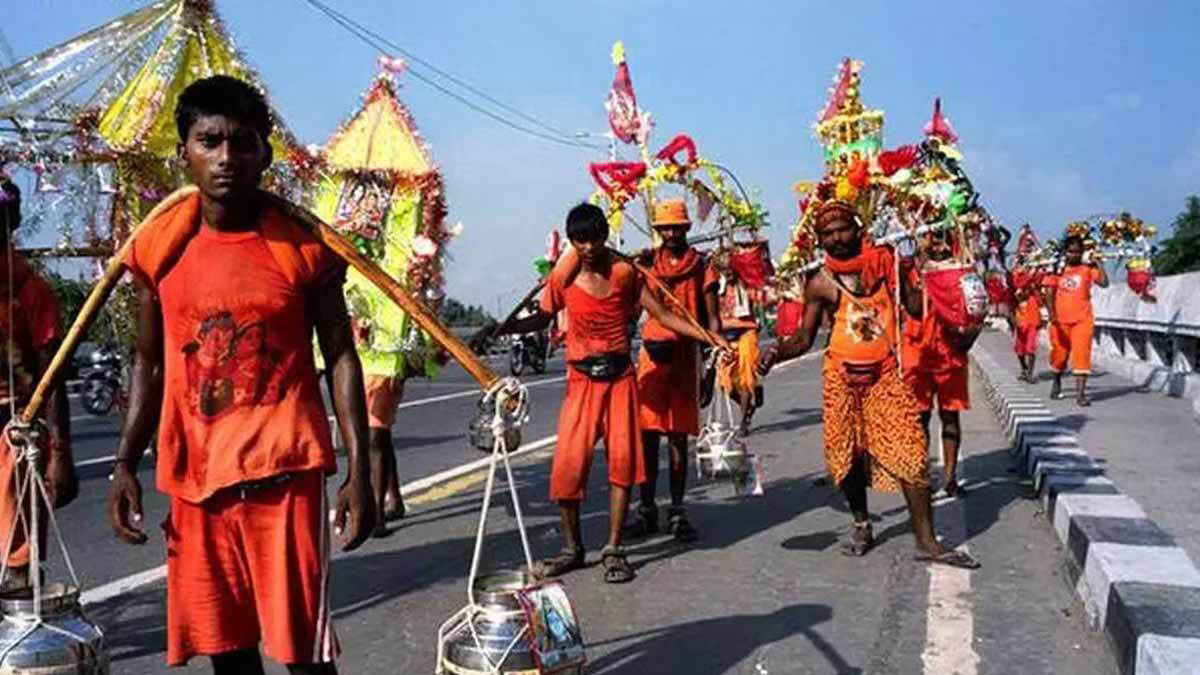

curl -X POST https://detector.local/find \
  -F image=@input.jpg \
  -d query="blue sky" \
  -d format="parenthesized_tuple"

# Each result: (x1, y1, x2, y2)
(7, 1, 1198, 312)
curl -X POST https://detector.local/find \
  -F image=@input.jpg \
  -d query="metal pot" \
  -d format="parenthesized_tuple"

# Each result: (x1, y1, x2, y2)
(440, 571, 582, 675)
(0, 583, 108, 673)
(467, 398, 522, 453)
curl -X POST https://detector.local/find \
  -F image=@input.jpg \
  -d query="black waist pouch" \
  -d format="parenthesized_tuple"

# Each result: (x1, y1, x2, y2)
(642, 340, 676, 364)
(570, 353, 633, 381)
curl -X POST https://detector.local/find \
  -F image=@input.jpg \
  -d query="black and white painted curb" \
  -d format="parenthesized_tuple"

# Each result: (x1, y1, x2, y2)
(971, 346, 1200, 675)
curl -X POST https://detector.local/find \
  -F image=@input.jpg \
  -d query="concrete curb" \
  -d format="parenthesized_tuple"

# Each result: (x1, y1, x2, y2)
(970, 345, 1200, 674)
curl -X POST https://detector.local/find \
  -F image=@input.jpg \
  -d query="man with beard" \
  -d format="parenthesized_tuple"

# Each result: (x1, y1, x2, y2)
(757, 201, 978, 568)
(626, 198, 719, 542)
(1046, 235, 1108, 406)
(501, 202, 727, 583)
(902, 231, 980, 499)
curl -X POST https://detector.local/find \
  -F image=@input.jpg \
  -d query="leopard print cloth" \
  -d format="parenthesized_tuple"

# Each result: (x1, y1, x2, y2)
(822, 358, 929, 492)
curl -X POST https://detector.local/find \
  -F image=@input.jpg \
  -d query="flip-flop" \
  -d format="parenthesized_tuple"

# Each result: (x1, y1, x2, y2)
(914, 549, 980, 570)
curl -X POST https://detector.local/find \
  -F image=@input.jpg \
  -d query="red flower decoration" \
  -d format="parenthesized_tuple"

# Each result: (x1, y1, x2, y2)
(589, 161, 647, 199)
(877, 145, 918, 176)
(654, 134, 698, 168)
(847, 159, 870, 189)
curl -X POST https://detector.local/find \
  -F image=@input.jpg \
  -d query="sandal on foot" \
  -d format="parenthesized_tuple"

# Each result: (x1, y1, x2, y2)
(623, 505, 659, 540)
(533, 548, 586, 579)
(667, 507, 699, 543)
(1050, 380, 1063, 400)
(915, 549, 980, 570)
(600, 546, 636, 584)
(840, 521, 874, 557)
(1076, 396, 1091, 407)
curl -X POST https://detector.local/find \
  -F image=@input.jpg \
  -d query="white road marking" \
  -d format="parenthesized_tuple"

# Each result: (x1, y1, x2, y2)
(80, 564, 167, 606)
(921, 422, 980, 674)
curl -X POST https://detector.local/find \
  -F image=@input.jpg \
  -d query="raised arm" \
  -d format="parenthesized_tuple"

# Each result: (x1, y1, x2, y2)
(1094, 260, 1110, 288)
(311, 275, 376, 551)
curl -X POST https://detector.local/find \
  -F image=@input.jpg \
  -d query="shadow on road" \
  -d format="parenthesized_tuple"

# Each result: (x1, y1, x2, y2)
(585, 603, 859, 674)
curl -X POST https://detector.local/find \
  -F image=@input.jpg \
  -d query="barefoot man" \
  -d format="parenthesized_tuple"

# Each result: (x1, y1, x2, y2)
(1046, 235, 1108, 406)
(109, 75, 375, 674)
(501, 202, 727, 583)
(757, 201, 978, 569)
(627, 198, 719, 542)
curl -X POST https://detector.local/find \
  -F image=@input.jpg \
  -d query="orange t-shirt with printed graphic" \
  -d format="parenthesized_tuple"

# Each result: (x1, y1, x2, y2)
(541, 253, 642, 362)
(1050, 265, 1101, 325)
(126, 200, 345, 503)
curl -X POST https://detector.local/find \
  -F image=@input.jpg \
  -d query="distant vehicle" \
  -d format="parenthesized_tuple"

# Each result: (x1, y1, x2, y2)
(509, 332, 547, 376)
(81, 346, 123, 416)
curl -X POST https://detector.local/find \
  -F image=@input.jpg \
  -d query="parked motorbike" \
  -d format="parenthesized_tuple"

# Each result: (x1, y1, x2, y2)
(508, 332, 547, 376)
(81, 346, 123, 416)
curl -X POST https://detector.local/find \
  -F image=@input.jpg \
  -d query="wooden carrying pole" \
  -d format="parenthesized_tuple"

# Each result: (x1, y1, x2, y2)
(263, 192, 502, 391)
(19, 185, 200, 425)
(612, 251, 725, 348)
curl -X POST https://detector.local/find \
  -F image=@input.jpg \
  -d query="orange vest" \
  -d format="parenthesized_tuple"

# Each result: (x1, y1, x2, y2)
(827, 276, 897, 366)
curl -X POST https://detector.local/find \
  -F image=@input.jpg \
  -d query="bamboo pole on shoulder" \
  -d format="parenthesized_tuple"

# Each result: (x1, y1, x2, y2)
(19, 184, 199, 424)
(261, 191, 502, 391)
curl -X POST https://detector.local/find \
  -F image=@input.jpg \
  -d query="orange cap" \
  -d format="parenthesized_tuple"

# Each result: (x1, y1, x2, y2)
(651, 198, 691, 228)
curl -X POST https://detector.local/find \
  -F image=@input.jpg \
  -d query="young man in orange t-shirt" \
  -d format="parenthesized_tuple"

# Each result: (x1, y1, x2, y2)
(0, 178, 77, 591)
(1046, 236, 1108, 406)
(501, 203, 726, 583)
(627, 198, 719, 543)
(109, 76, 375, 674)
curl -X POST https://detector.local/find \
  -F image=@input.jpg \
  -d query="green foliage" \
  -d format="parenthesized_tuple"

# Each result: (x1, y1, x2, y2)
(41, 270, 124, 345)
(1154, 195, 1200, 276)
(439, 297, 495, 327)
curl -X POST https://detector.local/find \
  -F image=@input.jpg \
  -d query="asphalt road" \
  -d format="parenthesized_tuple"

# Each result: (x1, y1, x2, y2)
(54, 351, 1118, 674)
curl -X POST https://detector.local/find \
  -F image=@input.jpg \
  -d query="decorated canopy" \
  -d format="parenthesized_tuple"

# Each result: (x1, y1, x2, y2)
(312, 68, 452, 379)
(0, 0, 313, 248)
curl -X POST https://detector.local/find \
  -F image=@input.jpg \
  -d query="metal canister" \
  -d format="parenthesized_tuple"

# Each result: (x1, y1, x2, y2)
(467, 397, 522, 452)
(0, 583, 108, 674)
(441, 571, 583, 675)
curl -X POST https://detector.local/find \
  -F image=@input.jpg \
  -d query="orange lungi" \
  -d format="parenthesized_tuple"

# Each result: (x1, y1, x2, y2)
(550, 369, 645, 501)
(717, 328, 760, 395)
(165, 470, 337, 666)
(906, 366, 970, 412)
(636, 342, 700, 435)
(822, 358, 929, 492)
(1049, 319, 1094, 375)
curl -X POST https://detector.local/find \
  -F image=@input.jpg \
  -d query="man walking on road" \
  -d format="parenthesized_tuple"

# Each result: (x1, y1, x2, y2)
(501, 203, 727, 583)
(757, 201, 978, 569)
(108, 75, 375, 674)
(1046, 235, 1108, 406)
(626, 198, 719, 543)
(902, 232, 980, 499)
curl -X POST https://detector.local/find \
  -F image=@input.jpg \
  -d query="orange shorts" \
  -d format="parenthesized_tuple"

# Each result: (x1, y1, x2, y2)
(906, 366, 970, 412)
(1050, 319, 1093, 375)
(550, 368, 645, 501)
(165, 470, 337, 666)
(365, 375, 405, 429)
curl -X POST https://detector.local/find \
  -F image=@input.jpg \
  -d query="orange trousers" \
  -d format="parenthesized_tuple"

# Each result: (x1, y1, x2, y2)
(165, 470, 337, 666)
(550, 369, 645, 501)
(1049, 319, 1094, 375)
